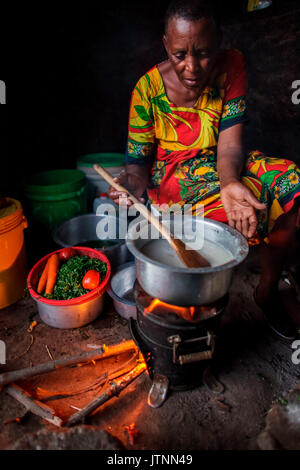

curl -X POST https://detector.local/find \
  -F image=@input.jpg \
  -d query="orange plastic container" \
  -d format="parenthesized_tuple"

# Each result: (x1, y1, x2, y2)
(0, 198, 28, 309)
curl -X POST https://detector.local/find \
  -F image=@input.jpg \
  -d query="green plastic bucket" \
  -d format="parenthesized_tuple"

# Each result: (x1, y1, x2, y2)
(77, 153, 125, 208)
(77, 153, 125, 168)
(24, 169, 87, 231)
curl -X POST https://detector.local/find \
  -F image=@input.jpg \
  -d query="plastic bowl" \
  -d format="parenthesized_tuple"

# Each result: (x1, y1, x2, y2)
(27, 247, 111, 329)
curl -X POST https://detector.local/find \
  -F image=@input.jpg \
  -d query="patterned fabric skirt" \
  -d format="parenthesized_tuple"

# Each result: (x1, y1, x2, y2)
(147, 149, 300, 241)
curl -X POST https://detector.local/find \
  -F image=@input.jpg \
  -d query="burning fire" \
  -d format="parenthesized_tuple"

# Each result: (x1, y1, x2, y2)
(248, 237, 261, 246)
(145, 298, 196, 322)
(144, 298, 217, 322)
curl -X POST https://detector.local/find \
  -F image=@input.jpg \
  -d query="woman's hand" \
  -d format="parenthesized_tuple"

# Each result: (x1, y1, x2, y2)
(108, 171, 147, 207)
(220, 181, 266, 238)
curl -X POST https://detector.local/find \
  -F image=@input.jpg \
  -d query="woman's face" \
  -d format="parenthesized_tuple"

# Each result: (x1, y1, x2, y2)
(163, 16, 220, 91)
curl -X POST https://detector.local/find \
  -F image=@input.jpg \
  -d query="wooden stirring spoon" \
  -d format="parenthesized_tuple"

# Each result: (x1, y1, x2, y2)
(93, 164, 210, 268)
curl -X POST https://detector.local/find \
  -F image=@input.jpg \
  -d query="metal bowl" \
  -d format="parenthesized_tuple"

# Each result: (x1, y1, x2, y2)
(126, 216, 249, 306)
(52, 213, 133, 269)
(34, 294, 105, 329)
(27, 247, 111, 329)
(107, 262, 137, 320)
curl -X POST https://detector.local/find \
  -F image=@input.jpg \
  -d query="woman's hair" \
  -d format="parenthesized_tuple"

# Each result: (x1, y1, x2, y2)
(164, 0, 219, 33)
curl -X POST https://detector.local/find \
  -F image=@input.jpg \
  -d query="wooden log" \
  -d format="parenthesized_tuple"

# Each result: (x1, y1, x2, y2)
(0, 340, 137, 387)
(5, 384, 63, 427)
(65, 360, 147, 427)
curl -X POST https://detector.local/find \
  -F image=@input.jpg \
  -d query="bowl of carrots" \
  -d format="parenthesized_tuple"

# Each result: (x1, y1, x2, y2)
(27, 247, 111, 329)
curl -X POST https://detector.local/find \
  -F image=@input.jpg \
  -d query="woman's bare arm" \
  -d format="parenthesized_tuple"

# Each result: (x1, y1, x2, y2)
(125, 163, 151, 183)
(217, 123, 244, 187)
(217, 123, 265, 238)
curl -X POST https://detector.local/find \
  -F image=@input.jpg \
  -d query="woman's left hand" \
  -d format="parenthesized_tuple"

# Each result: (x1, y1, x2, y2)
(220, 181, 266, 238)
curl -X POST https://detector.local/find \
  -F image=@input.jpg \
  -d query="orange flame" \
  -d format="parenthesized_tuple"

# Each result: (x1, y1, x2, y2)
(248, 237, 261, 246)
(146, 298, 196, 321)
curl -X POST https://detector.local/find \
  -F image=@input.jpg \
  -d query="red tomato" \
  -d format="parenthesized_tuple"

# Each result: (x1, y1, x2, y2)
(59, 248, 77, 262)
(82, 270, 100, 290)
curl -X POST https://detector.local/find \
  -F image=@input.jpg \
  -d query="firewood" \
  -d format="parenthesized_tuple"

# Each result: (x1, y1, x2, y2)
(0, 340, 137, 387)
(5, 384, 63, 427)
(39, 352, 140, 401)
(65, 360, 147, 427)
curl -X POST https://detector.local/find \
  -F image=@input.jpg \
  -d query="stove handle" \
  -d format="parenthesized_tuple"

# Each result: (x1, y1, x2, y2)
(168, 332, 215, 365)
(178, 349, 213, 365)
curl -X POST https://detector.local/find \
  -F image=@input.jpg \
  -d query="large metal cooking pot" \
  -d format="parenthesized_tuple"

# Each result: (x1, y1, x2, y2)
(53, 213, 133, 269)
(126, 216, 249, 306)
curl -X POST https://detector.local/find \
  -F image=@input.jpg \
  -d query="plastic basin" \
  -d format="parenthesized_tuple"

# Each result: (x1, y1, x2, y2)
(27, 247, 111, 329)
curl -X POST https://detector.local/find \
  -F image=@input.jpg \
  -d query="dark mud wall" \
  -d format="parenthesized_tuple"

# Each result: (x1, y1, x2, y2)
(1, 0, 299, 199)
(221, 5, 299, 161)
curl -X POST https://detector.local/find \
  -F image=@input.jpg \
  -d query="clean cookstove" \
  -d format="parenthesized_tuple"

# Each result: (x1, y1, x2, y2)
(130, 280, 228, 407)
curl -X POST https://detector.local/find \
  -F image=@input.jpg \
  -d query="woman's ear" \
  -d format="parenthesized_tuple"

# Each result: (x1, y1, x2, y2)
(163, 34, 168, 53)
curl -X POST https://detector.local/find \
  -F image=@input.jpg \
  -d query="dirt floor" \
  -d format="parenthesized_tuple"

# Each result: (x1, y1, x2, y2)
(0, 246, 299, 450)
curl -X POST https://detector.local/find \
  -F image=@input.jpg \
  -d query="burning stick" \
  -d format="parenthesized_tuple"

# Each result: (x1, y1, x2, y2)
(65, 360, 147, 427)
(5, 384, 63, 427)
(37, 353, 140, 401)
(0, 340, 137, 387)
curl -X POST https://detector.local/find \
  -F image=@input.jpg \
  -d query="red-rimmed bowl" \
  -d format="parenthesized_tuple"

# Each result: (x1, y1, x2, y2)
(27, 247, 111, 329)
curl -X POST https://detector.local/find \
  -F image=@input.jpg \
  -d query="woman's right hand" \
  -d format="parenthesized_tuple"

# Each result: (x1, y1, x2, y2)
(108, 171, 146, 207)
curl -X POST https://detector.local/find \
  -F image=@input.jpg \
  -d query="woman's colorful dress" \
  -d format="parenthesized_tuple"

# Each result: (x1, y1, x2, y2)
(125, 49, 300, 240)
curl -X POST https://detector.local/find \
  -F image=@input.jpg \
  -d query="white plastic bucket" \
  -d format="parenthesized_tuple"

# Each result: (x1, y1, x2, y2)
(77, 153, 125, 208)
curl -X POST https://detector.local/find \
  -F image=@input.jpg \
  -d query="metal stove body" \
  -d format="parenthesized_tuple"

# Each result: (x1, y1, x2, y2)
(130, 281, 228, 405)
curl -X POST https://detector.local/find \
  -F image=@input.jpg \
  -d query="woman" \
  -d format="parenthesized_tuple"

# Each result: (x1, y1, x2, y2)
(109, 0, 300, 339)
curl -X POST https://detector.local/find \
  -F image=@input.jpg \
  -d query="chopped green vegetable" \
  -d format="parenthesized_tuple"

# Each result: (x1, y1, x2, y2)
(45, 256, 107, 300)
